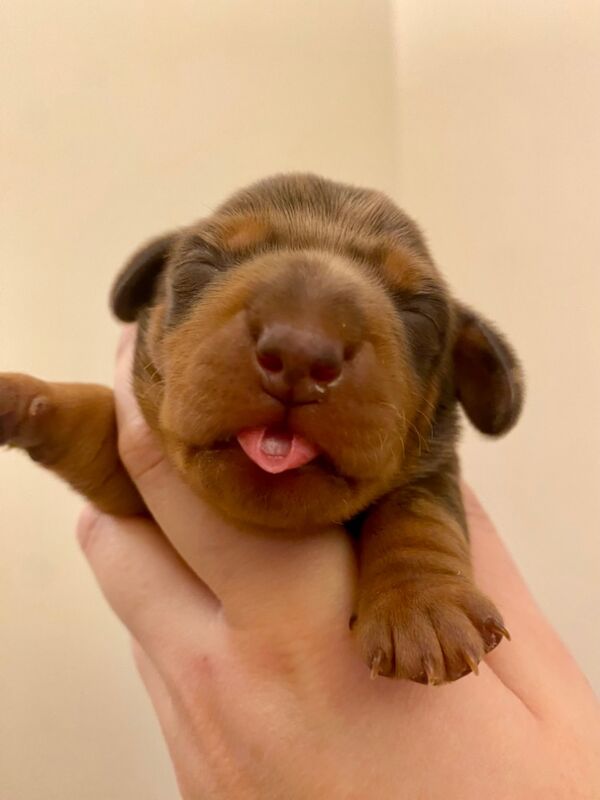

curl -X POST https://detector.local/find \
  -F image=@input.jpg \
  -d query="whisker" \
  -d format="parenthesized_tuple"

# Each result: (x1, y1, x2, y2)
(414, 407, 434, 440)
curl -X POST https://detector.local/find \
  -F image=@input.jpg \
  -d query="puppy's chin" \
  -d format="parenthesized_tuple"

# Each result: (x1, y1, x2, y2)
(168, 441, 383, 531)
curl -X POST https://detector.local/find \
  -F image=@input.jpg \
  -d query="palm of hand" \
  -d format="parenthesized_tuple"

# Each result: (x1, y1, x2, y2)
(78, 329, 600, 800)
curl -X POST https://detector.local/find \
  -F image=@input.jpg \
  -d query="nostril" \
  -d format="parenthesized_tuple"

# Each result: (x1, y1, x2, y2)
(255, 322, 347, 390)
(310, 358, 342, 385)
(343, 342, 358, 361)
(257, 349, 284, 374)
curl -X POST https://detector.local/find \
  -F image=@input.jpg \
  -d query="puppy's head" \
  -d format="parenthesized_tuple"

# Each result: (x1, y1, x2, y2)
(111, 174, 523, 529)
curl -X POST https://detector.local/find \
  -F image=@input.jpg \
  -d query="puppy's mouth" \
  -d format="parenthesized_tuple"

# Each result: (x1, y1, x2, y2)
(236, 425, 320, 474)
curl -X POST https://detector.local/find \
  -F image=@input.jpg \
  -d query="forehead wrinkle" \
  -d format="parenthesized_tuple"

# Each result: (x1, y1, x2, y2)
(212, 209, 433, 275)
(182, 181, 444, 299)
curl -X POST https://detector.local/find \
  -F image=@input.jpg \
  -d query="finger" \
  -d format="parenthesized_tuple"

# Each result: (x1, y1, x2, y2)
(77, 505, 219, 675)
(130, 639, 195, 792)
(131, 639, 228, 800)
(113, 327, 354, 630)
(464, 485, 595, 713)
(130, 638, 175, 728)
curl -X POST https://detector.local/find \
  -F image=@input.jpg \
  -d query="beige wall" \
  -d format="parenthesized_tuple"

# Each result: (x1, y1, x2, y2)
(392, 0, 600, 691)
(0, 3, 397, 798)
(1, 1, 599, 798)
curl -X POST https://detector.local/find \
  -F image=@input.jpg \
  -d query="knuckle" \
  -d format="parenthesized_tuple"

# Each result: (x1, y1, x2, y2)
(76, 505, 106, 555)
(171, 649, 216, 695)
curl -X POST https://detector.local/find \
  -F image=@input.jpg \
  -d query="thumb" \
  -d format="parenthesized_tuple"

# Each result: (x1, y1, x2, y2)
(113, 326, 355, 632)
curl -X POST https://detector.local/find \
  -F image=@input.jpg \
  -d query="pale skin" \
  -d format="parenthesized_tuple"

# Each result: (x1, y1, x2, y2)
(76, 327, 600, 799)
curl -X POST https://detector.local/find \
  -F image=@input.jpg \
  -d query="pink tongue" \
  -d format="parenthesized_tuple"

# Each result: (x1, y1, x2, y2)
(237, 427, 319, 474)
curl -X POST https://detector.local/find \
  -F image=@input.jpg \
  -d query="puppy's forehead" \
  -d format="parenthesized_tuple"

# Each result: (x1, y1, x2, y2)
(187, 174, 440, 292)
(215, 173, 428, 252)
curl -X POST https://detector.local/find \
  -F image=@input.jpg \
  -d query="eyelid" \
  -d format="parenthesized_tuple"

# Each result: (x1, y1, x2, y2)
(403, 305, 442, 333)
(171, 261, 218, 294)
(393, 290, 446, 337)
(174, 259, 218, 275)
(176, 257, 217, 271)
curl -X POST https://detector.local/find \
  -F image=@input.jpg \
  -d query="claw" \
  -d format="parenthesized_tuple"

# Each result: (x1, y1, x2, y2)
(370, 649, 384, 680)
(422, 656, 440, 685)
(463, 651, 480, 676)
(497, 622, 511, 641)
(487, 619, 511, 642)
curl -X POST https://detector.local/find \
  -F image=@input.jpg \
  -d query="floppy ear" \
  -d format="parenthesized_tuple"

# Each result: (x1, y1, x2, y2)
(110, 233, 176, 322)
(453, 306, 524, 436)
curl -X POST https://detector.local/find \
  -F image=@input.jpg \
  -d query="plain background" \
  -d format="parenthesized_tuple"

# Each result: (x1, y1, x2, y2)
(1, 2, 598, 798)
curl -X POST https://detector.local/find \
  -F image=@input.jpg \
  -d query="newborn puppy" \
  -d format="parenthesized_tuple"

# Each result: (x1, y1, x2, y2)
(0, 174, 523, 683)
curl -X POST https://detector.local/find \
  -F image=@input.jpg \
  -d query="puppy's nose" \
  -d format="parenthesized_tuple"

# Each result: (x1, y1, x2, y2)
(255, 323, 344, 403)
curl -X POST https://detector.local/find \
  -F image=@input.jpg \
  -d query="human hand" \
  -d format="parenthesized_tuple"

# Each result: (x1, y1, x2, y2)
(77, 326, 600, 799)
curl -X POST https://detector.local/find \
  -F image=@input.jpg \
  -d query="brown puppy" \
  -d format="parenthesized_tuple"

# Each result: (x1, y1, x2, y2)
(0, 174, 523, 684)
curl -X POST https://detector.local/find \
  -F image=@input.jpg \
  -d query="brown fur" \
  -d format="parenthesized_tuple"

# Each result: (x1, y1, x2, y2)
(0, 173, 523, 682)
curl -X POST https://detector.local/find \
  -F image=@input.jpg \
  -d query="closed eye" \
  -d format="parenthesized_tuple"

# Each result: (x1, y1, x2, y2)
(167, 260, 220, 325)
(403, 306, 442, 335)
(172, 260, 218, 292)
(393, 290, 447, 334)
(391, 289, 449, 377)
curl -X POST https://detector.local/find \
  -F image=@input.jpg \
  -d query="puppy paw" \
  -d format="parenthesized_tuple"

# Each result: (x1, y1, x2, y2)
(352, 578, 509, 684)
(0, 373, 53, 449)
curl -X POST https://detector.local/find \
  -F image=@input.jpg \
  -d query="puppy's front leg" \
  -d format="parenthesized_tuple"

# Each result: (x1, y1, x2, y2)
(353, 471, 509, 683)
(0, 373, 143, 515)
